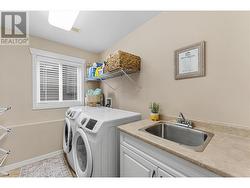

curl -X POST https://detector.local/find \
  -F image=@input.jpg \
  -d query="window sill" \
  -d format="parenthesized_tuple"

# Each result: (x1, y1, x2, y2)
(32, 101, 84, 110)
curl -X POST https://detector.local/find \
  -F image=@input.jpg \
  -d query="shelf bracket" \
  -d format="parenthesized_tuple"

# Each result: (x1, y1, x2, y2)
(101, 79, 118, 91)
(121, 70, 141, 90)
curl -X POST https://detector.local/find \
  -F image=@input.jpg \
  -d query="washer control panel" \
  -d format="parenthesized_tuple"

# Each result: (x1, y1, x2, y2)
(80, 118, 87, 125)
(66, 108, 81, 120)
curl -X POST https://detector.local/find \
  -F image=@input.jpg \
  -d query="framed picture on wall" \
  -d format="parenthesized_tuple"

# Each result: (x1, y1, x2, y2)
(175, 41, 205, 80)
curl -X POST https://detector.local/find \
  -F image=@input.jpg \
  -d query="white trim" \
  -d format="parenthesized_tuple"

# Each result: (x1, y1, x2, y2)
(30, 48, 85, 110)
(79, 63, 85, 104)
(33, 101, 83, 110)
(30, 48, 84, 64)
(32, 53, 38, 109)
(0, 150, 63, 172)
(5, 119, 64, 129)
(58, 63, 63, 102)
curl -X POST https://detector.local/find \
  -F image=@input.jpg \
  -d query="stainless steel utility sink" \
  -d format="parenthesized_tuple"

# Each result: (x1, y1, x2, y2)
(141, 122, 213, 152)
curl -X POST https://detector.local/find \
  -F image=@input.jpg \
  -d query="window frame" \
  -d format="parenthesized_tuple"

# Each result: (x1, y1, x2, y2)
(30, 48, 85, 110)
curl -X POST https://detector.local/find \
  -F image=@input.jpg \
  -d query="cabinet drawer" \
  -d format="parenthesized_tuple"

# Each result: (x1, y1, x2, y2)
(158, 168, 173, 177)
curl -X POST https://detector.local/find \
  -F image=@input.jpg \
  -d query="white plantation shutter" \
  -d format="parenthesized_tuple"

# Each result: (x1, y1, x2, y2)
(39, 62, 60, 101)
(62, 64, 78, 100)
(31, 48, 84, 109)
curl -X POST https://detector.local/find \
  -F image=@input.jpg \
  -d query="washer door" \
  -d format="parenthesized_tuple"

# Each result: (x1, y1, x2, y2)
(63, 118, 73, 153)
(73, 128, 93, 177)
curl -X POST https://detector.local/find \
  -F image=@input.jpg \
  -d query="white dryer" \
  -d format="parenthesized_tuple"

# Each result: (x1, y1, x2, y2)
(72, 106, 141, 177)
(63, 106, 82, 171)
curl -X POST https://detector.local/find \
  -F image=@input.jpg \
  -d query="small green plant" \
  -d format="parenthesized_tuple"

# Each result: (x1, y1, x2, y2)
(149, 102, 160, 114)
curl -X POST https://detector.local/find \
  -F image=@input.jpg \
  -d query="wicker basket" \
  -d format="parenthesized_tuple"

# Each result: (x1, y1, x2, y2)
(104, 50, 141, 73)
(85, 95, 101, 107)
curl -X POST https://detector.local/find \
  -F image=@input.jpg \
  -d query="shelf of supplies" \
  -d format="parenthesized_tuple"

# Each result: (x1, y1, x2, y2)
(85, 69, 138, 81)
(85, 69, 140, 91)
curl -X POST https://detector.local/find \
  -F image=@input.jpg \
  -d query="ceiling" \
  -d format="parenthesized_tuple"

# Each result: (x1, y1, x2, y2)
(29, 11, 159, 53)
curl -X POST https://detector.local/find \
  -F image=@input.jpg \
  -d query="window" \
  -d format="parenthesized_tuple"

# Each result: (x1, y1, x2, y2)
(30, 48, 85, 109)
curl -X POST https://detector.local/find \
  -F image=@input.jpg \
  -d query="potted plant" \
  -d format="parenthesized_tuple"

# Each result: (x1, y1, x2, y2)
(149, 102, 160, 121)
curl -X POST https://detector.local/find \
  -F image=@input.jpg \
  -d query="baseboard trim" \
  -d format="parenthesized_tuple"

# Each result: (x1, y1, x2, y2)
(0, 150, 63, 172)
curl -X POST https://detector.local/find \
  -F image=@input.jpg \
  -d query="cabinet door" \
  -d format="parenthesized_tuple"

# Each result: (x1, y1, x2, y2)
(158, 168, 173, 177)
(120, 145, 157, 177)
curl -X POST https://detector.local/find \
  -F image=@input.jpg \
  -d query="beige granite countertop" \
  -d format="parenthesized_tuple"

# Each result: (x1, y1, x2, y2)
(118, 119, 250, 177)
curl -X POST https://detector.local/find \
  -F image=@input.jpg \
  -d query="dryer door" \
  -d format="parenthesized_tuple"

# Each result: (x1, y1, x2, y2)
(73, 128, 93, 177)
(63, 118, 73, 153)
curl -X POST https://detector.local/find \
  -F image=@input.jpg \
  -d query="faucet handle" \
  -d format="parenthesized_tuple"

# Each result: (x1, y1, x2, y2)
(179, 112, 185, 121)
(176, 117, 183, 124)
(176, 112, 193, 128)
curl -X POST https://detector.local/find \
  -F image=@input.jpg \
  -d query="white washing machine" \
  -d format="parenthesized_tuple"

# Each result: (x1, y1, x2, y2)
(72, 106, 141, 177)
(63, 106, 82, 171)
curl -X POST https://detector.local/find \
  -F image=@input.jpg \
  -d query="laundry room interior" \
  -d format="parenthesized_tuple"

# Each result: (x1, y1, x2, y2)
(0, 5, 250, 181)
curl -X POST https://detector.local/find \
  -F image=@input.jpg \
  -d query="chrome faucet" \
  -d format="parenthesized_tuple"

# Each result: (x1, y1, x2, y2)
(179, 112, 186, 122)
(176, 112, 193, 128)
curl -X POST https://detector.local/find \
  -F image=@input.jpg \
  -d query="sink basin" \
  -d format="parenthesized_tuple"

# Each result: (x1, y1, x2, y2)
(141, 122, 213, 152)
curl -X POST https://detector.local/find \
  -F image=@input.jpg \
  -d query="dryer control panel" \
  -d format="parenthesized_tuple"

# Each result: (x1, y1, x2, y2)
(77, 113, 102, 133)
(85, 119, 97, 130)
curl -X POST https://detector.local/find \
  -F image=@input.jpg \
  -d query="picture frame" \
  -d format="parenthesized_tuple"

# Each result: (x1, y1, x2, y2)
(175, 41, 205, 80)
(105, 97, 113, 108)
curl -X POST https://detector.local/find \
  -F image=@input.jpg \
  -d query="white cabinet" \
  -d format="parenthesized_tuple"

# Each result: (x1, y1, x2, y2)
(120, 144, 175, 177)
(120, 132, 219, 177)
(120, 145, 157, 177)
(121, 144, 176, 177)
(158, 168, 173, 177)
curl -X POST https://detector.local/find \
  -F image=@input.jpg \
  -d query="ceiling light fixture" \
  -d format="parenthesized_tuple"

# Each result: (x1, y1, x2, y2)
(48, 11, 79, 31)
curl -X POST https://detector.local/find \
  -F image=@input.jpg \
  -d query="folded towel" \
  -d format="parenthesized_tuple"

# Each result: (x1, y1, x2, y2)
(93, 88, 102, 96)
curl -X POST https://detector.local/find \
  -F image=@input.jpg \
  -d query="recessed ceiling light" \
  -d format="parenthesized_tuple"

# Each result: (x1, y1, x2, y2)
(48, 11, 79, 31)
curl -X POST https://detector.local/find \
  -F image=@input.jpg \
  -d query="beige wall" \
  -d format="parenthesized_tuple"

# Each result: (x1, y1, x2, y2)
(2, 11, 250, 166)
(101, 12, 250, 128)
(0, 36, 100, 125)
(0, 36, 100, 165)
